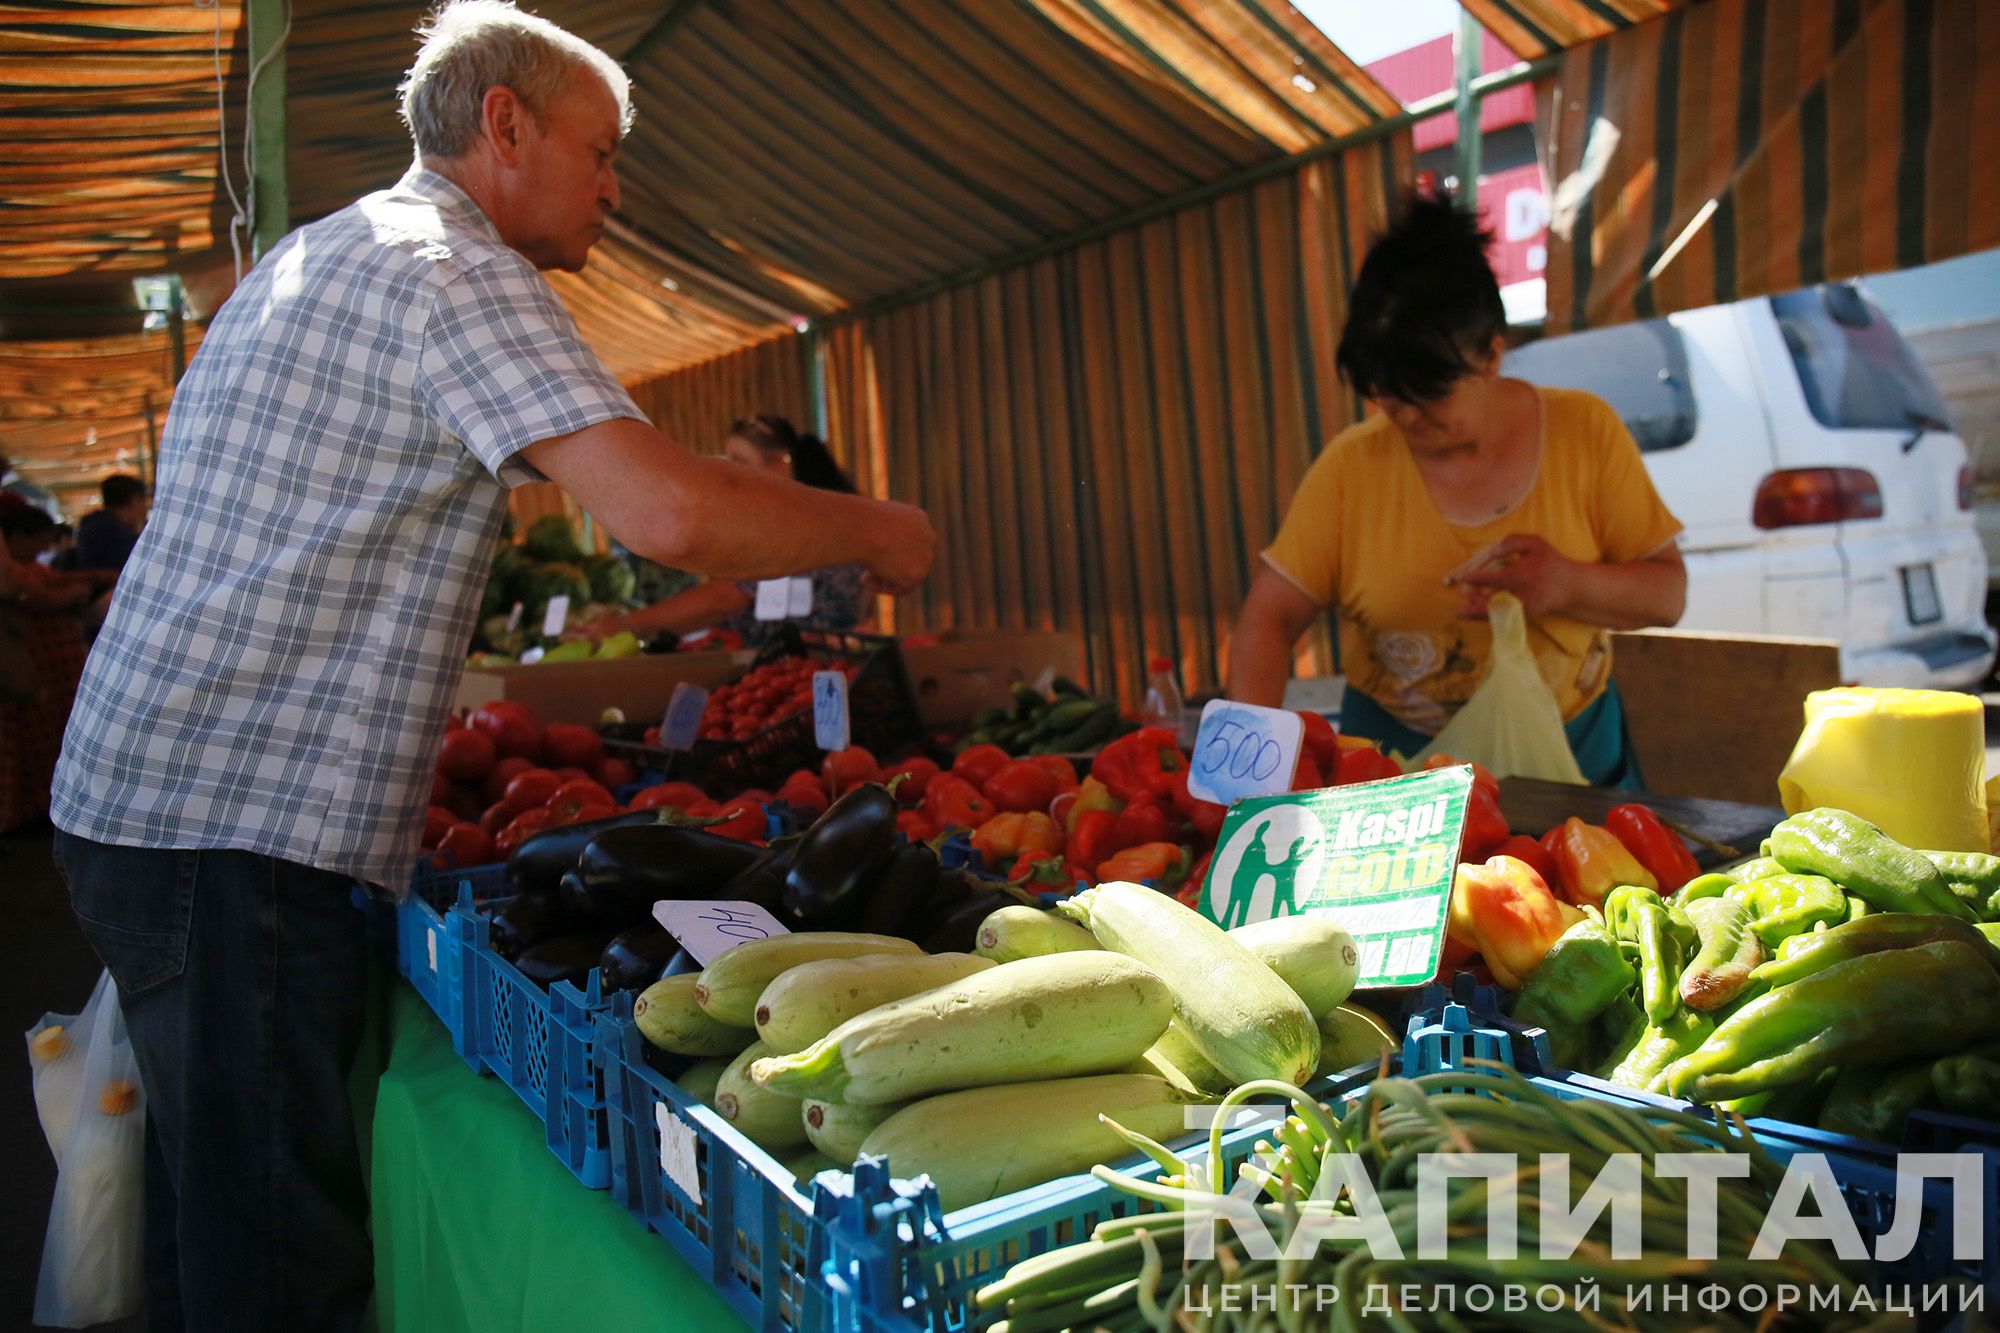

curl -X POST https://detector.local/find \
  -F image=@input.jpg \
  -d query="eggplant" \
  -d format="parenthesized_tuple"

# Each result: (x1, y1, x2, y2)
(506, 809, 665, 898)
(713, 842, 794, 917)
(598, 925, 679, 992)
(568, 825, 762, 930)
(915, 889, 1019, 954)
(853, 843, 942, 939)
(486, 890, 565, 962)
(513, 932, 614, 990)
(780, 785, 899, 929)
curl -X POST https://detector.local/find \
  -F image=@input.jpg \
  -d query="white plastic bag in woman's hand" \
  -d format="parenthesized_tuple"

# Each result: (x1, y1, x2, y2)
(28, 970, 146, 1328)
(1414, 593, 1587, 785)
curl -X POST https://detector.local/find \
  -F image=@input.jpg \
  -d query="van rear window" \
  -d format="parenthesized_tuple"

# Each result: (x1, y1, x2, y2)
(1503, 319, 1698, 453)
(1770, 285, 1952, 432)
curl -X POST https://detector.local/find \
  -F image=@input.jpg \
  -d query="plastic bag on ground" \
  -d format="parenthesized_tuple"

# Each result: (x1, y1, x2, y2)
(1414, 592, 1587, 785)
(27, 969, 146, 1328)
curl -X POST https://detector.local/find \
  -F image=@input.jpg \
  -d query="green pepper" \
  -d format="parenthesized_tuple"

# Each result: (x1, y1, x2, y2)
(1819, 1061, 1937, 1142)
(1930, 1044, 2000, 1117)
(1920, 849, 2000, 912)
(1982, 922, 2000, 950)
(1846, 895, 1872, 923)
(1513, 918, 1637, 1070)
(1662, 941, 2000, 1103)
(1988, 892, 2000, 924)
(1675, 872, 1735, 903)
(1724, 873, 1846, 948)
(1749, 913, 2000, 990)
(1722, 856, 1784, 884)
(1678, 896, 1763, 1012)
(1723, 1071, 1835, 1122)
(1766, 809, 1974, 920)
(1605, 1010, 1711, 1093)
(1605, 886, 1684, 1025)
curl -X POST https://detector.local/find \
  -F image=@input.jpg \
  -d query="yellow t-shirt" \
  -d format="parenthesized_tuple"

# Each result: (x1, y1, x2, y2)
(1262, 386, 1682, 736)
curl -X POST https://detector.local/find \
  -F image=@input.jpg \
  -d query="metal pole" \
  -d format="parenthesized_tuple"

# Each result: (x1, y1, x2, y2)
(1454, 8, 1485, 210)
(248, 0, 290, 258)
(804, 328, 829, 439)
(143, 391, 158, 489)
(167, 276, 187, 385)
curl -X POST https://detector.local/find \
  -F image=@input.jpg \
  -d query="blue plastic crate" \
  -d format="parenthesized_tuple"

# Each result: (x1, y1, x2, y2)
(388, 860, 509, 1060)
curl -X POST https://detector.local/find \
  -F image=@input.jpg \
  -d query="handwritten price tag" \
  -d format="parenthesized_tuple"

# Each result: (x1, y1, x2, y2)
(753, 579, 790, 621)
(541, 594, 570, 638)
(505, 601, 524, 633)
(786, 575, 813, 617)
(660, 682, 709, 752)
(813, 670, 851, 752)
(1185, 700, 1304, 806)
(652, 899, 790, 966)
(655, 1104, 703, 1204)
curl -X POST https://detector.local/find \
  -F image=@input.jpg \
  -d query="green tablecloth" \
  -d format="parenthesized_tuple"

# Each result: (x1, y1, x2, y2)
(365, 980, 750, 1332)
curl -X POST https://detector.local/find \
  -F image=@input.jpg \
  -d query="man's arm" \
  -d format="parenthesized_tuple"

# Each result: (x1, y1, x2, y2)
(524, 418, 935, 593)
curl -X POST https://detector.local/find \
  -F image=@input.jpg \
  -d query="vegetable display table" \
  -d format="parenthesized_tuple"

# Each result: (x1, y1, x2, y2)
(1498, 776, 1785, 869)
(367, 981, 750, 1333)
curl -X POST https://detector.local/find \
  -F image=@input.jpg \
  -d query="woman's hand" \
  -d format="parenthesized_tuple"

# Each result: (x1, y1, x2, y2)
(566, 611, 626, 643)
(1455, 533, 1580, 619)
(1458, 532, 1688, 630)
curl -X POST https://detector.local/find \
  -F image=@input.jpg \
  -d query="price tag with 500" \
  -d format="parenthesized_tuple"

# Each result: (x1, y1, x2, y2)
(1185, 699, 1304, 806)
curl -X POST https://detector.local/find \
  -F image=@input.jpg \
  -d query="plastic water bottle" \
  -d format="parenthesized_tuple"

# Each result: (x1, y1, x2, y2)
(1143, 655, 1186, 743)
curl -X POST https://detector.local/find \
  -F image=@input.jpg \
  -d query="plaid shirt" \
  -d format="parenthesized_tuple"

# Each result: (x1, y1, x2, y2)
(53, 166, 641, 887)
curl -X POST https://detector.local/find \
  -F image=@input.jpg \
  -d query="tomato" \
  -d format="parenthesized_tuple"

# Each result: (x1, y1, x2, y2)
(642, 725, 662, 747)
(984, 759, 1061, 814)
(922, 773, 993, 830)
(708, 800, 766, 843)
(882, 757, 939, 806)
(628, 781, 708, 811)
(480, 755, 535, 805)
(550, 777, 615, 811)
(895, 809, 936, 842)
(822, 745, 880, 799)
(502, 767, 561, 812)
(478, 802, 514, 836)
(470, 700, 542, 760)
(493, 806, 556, 857)
(1026, 755, 1080, 792)
(594, 756, 638, 791)
(951, 743, 1011, 791)
(549, 799, 618, 827)
(422, 805, 458, 849)
(552, 767, 592, 785)
(435, 821, 495, 868)
(437, 727, 497, 783)
(429, 770, 458, 808)
(543, 722, 605, 770)
(776, 774, 829, 818)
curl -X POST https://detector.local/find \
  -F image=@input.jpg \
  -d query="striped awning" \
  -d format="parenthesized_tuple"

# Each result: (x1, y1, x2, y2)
(1460, 0, 1688, 58)
(1541, 0, 2000, 331)
(0, 326, 198, 496)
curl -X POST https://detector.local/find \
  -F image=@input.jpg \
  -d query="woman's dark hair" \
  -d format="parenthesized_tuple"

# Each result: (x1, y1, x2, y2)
(730, 414, 855, 494)
(1335, 190, 1507, 405)
(1, 505, 56, 540)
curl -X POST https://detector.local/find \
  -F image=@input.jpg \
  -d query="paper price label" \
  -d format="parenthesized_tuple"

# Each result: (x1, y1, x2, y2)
(505, 601, 524, 633)
(660, 682, 709, 752)
(426, 929, 438, 973)
(753, 579, 790, 621)
(655, 1103, 703, 1205)
(786, 575, 813, 617)
(541, 594, 570, 638)
(652, 899, 790, 966)
(1186, 700, 1304, 806)
(813, 670, 851, 752)
(1197, 765, 1474, 989)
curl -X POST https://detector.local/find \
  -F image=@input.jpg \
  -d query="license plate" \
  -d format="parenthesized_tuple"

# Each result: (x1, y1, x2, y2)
(1901, 563, 1943, 626)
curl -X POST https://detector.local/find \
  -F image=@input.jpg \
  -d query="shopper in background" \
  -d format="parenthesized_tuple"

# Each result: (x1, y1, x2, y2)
(0, 505, 111, 832)
(72, 472, 150, 573)
(0, 448, 61, 520)
(48, 3, 934, 1327)
(572, 413, 868, 644)
(1226, 192, 1686, 785)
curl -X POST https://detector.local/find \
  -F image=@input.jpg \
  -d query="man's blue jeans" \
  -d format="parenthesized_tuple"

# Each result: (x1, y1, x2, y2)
(53, 830, 372, 1331)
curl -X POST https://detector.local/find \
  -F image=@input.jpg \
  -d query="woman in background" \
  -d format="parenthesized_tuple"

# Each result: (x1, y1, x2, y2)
(1, 503, 114, 829)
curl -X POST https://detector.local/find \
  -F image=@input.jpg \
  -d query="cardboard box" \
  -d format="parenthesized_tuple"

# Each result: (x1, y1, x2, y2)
(898, 630, 1088, 727)
(456, 650, 755, 727)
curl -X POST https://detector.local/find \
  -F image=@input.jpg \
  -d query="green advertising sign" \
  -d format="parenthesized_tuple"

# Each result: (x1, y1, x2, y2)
(1195, 765, 1475, 989)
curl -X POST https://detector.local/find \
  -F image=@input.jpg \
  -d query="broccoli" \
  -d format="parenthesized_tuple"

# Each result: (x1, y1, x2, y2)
(522, 515, 586, 563)
(583, 553, 637, 604)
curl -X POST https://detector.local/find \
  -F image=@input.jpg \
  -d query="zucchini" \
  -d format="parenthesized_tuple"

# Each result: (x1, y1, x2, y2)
(1228, 914, 1360, 1018)
(1139, 1020, 1232, 1095)
(635, 974, 755, 1057)
(754, 952, 996, 1054)
(802, 1098, 904, 1163)
(714, 1040, 808, 1152)
(785, 1148, 841, 1184)
(751, 952, 1173, 1104)
(675, 1057, 730, 1107)
(859, 1074, 1199, 1213)
(1059, 882, 1320, 1086)
(695, 932, 921, 1028)
(974, 906, 1100, 963)
(1316, 1005, 1398, 1077)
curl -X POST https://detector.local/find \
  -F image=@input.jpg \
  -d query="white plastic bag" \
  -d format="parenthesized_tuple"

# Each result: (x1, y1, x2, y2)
(27, 970, 146, 1328)
(1414, 592, 1587, 784)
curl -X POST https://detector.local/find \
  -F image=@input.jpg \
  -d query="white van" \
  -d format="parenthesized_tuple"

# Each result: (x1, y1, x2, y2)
(1506, 284, 1995, 689)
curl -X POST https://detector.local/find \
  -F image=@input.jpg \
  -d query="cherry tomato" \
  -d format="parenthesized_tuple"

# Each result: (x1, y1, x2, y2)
(437, 728, 497, 782)
(422, 805, 457, 849)
(470, 700, 542, 760)
(502, 767, 561, 812)
(435, 821, 494, 868)
(543, 722, 605, 770)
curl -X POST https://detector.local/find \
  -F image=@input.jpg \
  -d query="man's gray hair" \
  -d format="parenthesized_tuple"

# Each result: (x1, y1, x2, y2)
(398, 0, 632, 159)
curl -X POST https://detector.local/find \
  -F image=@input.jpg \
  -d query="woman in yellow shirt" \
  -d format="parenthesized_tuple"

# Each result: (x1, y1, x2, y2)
(1227, 194, 1686, 786)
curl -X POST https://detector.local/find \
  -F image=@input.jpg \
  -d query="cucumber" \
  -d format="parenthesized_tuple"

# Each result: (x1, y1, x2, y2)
(1228, 914, 1360, 1018)
(675, 1057, 731, 1107)
(785, 1148, 841, 1184)
(802, 1098, 904, 1163)
(859, 1074, 1198, 1213)
(1140, 1019, 1232, 1095)
(635, 974, 756, 1057)
(695, 933, 921, 1028)
(1316, 1005, 1398, 1077)
(1059, 882, 1320, 1086)
(751, 952, 1173, 1104)
(715, 1040, 808, 1152)
(754, 953, 996, 1053)
(974, 906, 1100, 963)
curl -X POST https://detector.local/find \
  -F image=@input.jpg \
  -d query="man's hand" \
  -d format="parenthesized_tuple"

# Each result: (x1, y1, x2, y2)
(860, 501, 937, 596)
(1455, 533, 1580, 619)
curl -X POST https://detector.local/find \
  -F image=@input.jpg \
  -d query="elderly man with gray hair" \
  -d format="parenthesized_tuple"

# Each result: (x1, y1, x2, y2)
(49, 2, 935, 1324)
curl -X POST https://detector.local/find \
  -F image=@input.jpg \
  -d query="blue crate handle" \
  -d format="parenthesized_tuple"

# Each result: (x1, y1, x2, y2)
(814, 1155, 948, 1332)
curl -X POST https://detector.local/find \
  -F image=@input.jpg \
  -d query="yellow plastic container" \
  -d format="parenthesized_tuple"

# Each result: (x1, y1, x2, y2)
(1777, 687, 1988, 852)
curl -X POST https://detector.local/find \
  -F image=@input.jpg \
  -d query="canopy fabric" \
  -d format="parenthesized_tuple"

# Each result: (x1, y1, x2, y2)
(1540, 0, 2000, 331)
(0, 326, 198, 496)
(627, 332, 813, 461)
(1459, 0, 1687, 59)
(823, 137, 1411, 702)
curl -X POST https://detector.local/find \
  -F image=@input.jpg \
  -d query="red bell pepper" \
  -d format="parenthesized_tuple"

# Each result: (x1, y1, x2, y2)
(1492, 833, 1559, 889)
(1091, 727, 1185, 803)
(983, 759, 1062, 814)
(922, 773, 994, 831)
(951, 743, 1012, 791)
(1552, 817, 1657, 906)
(1166, 769, 1226, 842)
(1291, 751, 1327, 792)
(1296, 711, 1339, 770)
(1069, 807, 1122, 871)
(1538, 826, 1571, 899)
(1025, 755, 1080, 793)
(1096, 842, 1191, 888)
(1063, 776, 1123, 833)
(1460, 782, 1511, 863)
(1173, 847, 1214, 909)
(1111, 793, 1173, 849)
(1334, 746, 1402, 786)
(1011, 852, 1089, 892)
(1447, 855, 1569, 989)
(1604, 803, 1700, 893)
(971, 811, 1063, 867)
(895, 809, 936, 842)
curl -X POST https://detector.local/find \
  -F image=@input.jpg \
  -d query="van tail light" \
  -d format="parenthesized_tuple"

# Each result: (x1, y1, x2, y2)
(1752, 468, 1884, 529)
(1958, 464, 1975, 511)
